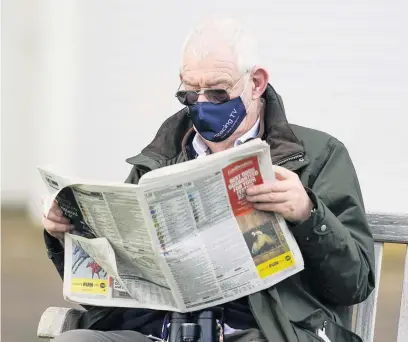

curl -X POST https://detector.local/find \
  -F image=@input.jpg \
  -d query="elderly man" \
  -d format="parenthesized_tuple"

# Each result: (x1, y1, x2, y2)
(44, 17, 375, 342)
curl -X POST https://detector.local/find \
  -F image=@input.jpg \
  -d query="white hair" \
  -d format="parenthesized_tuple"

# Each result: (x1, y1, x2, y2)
(180, 17, 260, 75)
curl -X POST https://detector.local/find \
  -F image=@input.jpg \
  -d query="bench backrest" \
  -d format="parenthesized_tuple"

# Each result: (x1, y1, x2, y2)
(354, 213, 408, 342)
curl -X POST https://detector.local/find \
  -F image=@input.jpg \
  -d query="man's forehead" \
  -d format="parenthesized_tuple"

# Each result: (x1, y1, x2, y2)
(182, 53, 240, 87)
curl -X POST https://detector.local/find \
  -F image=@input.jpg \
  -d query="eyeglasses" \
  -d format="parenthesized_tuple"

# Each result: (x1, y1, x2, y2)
(175, 74, 246, 106)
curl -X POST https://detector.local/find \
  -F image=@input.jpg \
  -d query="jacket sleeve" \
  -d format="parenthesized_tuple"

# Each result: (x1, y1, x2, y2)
(291, 141, 376, 306)
(44, 230, 65, 279)
(124, 164, 146, 184)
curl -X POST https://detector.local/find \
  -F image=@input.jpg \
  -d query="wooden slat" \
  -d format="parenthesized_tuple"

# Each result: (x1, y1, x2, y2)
(367, 213, 408, 244)
(355, 242, 383, 342)
(397, 246, 408, 342)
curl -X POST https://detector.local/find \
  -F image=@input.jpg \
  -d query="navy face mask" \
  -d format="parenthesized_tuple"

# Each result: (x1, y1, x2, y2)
(189, 79, 252, 142)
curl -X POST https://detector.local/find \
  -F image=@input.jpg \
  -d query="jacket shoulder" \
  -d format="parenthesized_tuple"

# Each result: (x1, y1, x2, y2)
(289, 124, 354, 187)
(289, 124, 346, 159)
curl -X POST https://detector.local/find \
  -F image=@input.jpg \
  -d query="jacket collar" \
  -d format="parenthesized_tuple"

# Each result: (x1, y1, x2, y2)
(127, 84, 306, 169)
(260, 84, 306, 165)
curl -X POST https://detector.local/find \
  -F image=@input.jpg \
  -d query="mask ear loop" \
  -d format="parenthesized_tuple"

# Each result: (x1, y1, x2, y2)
(240, 73, 254, 112)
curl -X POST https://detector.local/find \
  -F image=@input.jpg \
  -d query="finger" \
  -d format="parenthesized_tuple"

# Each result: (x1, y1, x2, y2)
(52, 201, 64, 216)
(246, 180, 291, 196)
(246, 191, 288, 204)
(246, 183, 272, 196)
(46, 202, 64, 218)
(45, 229, 64, 239)
(50, 232, 65, 240)
(273, 165, 297, 181)
(51, 199, 59, 209)
(45, 210, 70, 224)
(43, 218, 74, 233)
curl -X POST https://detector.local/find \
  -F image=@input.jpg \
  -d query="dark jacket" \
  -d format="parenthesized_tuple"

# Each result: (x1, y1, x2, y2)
(44, 84, 375, 342)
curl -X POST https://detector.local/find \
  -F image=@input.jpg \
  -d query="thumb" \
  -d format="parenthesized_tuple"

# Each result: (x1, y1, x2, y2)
(273, 165, 296, 181)
(42, 195, 57, 218)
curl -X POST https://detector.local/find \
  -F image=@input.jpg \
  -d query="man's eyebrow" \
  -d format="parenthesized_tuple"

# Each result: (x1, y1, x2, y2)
(182, 77, 234, 88)
(182, 79, 198, 87)
(205, 77, 234, 88)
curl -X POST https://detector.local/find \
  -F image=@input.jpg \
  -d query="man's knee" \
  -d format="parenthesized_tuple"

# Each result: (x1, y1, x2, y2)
(53, 329, 101, 342)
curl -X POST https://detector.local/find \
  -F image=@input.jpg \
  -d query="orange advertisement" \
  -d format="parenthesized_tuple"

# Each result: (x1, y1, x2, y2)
(222, 156, 263, 217)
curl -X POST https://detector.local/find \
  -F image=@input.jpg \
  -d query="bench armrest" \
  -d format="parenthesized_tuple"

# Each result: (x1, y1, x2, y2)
(37, 307, 85, 339)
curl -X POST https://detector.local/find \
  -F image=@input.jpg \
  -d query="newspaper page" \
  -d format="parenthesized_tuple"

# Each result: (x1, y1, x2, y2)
(137, 139, 304, 312)
(40, 170, 116, 302)
(64, 234, 176, 310)
(39, 170, 178, 310)
(38, 138, 304, 312)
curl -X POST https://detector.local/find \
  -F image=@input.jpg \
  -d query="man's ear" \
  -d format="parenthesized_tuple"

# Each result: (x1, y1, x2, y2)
(251, 67, 269, 100)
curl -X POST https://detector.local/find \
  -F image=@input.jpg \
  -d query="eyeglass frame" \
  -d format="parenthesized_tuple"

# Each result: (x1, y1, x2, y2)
(175, 71, 250, 105)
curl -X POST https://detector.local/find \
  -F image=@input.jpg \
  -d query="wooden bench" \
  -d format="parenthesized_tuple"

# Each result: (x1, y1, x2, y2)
(37, 213, 408, 341)
(354, 213, 408, 342)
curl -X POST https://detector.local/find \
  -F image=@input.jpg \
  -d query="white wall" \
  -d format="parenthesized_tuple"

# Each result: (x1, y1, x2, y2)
(1, 0, 36, 206)
(2, 0, 407, 221)
(2, 0, 83, 218)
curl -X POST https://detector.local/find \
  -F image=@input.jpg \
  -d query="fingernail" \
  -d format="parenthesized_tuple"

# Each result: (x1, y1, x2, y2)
(69, 224, 75, 230)
(56, 209, 63, 216)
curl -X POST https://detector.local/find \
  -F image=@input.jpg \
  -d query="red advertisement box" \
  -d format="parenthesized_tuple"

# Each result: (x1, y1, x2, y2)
(222, 156, 264, 217)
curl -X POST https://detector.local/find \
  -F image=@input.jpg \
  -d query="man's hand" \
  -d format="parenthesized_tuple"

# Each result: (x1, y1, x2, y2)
(43, 199, 73, 238)
(246, 165, 313, 223)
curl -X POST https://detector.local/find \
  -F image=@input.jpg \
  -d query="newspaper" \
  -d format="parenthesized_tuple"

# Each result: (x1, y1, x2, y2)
(39, 138, 304, 312)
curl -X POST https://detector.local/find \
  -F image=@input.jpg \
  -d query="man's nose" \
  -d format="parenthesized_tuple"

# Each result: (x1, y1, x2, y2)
(197, 93, 209, 102)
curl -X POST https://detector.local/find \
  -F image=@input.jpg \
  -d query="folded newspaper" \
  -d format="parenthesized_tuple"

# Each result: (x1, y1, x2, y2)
(39, 138, 304, 312)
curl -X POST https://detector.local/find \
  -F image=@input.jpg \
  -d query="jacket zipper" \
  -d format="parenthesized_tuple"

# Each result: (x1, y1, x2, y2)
(275, 153, 304, 166)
